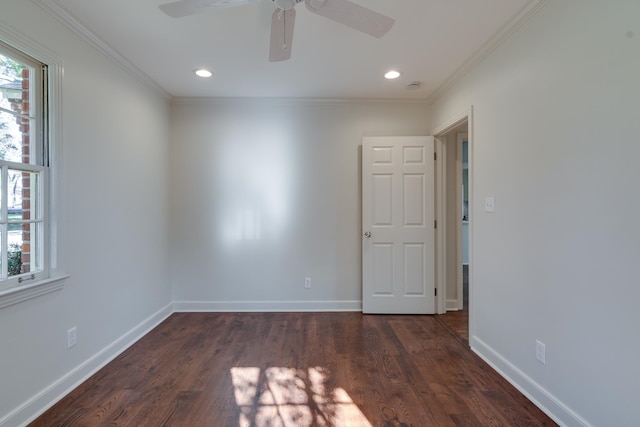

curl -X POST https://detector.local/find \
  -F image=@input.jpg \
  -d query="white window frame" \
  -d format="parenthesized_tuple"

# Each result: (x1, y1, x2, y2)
(0, 24, 68, 309)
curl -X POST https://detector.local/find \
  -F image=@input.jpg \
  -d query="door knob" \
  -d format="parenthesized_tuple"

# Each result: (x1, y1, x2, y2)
(364, 231, 371, 238)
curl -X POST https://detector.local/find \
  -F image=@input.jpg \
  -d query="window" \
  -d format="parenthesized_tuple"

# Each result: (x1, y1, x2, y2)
(0, 41, 49, 293)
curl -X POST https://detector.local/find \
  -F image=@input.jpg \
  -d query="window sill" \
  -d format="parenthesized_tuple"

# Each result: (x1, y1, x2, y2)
(0, 275, 70, 309)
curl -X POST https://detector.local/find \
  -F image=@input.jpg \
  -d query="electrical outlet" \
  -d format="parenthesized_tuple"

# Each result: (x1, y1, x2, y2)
(67, 327, 77, 349)
(536, 340, 546, 364)
(304, 277, 312, 289)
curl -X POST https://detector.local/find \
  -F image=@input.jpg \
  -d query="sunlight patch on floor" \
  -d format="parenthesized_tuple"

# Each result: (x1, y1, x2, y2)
(230, 366, 372, 427)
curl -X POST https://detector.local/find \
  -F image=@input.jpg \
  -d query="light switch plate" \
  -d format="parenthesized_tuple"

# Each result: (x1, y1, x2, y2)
(484, 196, 495, 213)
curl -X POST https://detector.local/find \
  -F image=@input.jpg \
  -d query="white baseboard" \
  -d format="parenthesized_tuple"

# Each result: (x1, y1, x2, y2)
(446, 298, 462, 311)
(470, 335, 591, 427)
(2, 303, 173, 427)
(173, 300, 362, 312)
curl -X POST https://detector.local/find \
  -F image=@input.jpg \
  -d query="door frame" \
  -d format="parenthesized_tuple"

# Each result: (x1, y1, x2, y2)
(433, 107, 473, 334)
(456, 130, 468, 311)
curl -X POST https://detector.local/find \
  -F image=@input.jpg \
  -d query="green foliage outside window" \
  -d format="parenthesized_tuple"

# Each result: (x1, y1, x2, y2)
(8, 243, 22, 276)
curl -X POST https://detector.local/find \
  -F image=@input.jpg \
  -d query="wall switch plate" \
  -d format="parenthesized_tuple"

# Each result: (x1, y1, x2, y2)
(67, 327, 77, 349)
(536, 340, 546, 364)
(484, 196, 495, 213)
(304, 277, 311, 289)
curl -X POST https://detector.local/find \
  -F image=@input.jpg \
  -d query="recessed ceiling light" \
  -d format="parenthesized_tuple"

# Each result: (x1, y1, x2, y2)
(194, 68, 213, 78)
(384, 70, 401, 80)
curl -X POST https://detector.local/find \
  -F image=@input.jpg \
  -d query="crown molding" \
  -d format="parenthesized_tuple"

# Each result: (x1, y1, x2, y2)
(427, 0, 550, 105)
(171, 96, 431, 106)
(33, 0, 171, 100)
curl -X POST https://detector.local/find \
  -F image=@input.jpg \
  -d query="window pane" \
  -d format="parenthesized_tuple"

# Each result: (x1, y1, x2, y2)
(6, 169, 42, 277)
(0, 53, 28, 114)
(7, 235, 21, 277)
(0, 53, 36, 164)
(8, 169, 39, 220)
(8, 221, 41, 276)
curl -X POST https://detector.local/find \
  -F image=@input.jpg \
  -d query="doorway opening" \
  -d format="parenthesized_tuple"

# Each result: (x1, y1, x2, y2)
(434, 114, 471, 344)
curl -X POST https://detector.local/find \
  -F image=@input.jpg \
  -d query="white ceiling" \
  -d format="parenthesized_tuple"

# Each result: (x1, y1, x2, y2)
(43, 0, 535, 99)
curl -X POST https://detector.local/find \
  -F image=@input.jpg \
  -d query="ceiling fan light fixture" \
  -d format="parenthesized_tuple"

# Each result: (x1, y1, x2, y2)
(384, 70, 401, 80)
(194, 68, 213, 78)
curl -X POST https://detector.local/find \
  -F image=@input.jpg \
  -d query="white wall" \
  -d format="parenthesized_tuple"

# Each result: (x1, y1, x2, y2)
(170, 99, 429, 310)
(431, 1, 640, 425)
(0, 1, 172, 425)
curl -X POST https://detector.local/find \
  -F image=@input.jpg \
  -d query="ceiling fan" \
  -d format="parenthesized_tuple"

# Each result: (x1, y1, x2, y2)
(158, 0, 395, 62)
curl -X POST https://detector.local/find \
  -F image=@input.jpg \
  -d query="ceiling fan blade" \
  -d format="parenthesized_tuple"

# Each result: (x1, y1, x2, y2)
(269, 8, 296, 62)
(159, 0, 261, 18)
(304, 0, 394, 38)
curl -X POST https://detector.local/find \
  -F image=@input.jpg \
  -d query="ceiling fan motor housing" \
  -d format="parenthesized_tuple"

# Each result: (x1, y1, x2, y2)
(272, 0, 302, 10)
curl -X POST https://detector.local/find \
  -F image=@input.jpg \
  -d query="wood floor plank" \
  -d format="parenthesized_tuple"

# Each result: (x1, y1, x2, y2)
(30, 312, 557, 427)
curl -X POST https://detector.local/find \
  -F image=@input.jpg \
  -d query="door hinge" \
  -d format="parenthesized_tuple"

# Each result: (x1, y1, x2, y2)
(434, 152, 437, 161)
(434, 220, 437, 229)
(435, 288, 437, 296)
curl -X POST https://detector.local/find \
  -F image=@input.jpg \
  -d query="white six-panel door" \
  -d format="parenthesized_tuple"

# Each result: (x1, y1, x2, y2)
(362, 136, 435, 314)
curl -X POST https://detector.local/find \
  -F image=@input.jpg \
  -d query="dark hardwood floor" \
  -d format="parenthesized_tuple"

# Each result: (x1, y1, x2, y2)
(436, 265, 470, 343)
(436, 306, 469, 344)
(31, 311, 556, 426)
